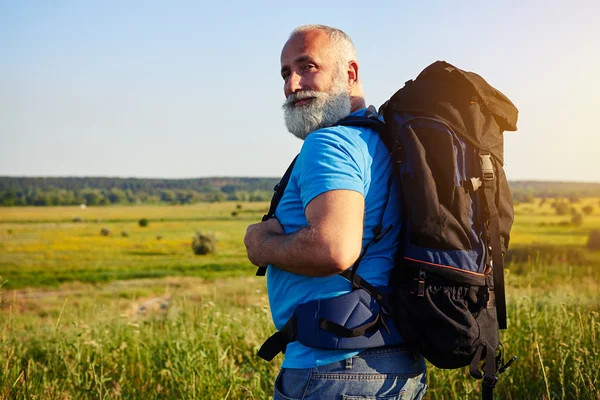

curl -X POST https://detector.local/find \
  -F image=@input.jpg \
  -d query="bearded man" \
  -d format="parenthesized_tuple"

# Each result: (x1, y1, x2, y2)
(244, 25, 427, 399)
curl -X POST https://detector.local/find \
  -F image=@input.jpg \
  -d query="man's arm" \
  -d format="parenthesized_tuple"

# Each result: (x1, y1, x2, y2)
(244, 189, 364, 277)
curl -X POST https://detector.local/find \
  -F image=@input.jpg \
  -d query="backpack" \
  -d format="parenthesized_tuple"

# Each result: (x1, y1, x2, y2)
(376, 61, 518, 399)
(256, 61, 518, 400)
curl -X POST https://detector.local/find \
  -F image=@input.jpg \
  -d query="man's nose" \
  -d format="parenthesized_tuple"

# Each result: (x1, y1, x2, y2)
(285, 71, 303, 97)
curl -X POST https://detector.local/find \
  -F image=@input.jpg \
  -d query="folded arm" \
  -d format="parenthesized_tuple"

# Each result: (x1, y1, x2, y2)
(244, 189, 364, 277)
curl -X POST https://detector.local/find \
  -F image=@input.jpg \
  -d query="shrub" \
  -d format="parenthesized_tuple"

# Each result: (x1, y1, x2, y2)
(582, 205, 594, 216)
(571, 212, 584, 226)
(100, 228, 111, 236)
(231, 211, 238, 217)
(192, 231, 216, 255)
(588, 230, 600, 250)
(553, 201, 570, 216)
(7, 229, 12, 235)
(121, 231, 129, 237)
(72, 217, 82, 223)
(138, 218, 149, 227)
(236, 204, 243, 210)
(156, 235, 163, 241)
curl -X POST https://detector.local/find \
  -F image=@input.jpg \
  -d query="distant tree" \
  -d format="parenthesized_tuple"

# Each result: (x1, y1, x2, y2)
(107, 188, 128, 204)
(568, 193, 581, 203)
(81, 190, 103, 206)
(176, 191, 195, 205)
(231, 211, 238, 217)
(249, 190, 271, 202)
(0, 190, 18, 206)
(160, 190, 176, 203)
(582, 205, 594, 216)
(100, 227, 111, 236)
(138, 218, 149, 227)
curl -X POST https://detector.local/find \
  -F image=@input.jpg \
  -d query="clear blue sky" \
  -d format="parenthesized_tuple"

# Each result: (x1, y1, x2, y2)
(1, 0, 598, 181)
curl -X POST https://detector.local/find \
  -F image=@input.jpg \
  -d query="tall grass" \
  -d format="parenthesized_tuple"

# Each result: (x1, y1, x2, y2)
(1, 258, 599, 399)
(1, 202, 600, 399)
(1, 278, 280, 399)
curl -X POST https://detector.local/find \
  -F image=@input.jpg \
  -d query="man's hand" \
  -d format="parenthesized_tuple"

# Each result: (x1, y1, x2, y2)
(244, 217, 284, 267)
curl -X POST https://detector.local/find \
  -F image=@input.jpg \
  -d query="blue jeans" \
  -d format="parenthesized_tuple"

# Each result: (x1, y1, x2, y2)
(273, 346, 428, 400)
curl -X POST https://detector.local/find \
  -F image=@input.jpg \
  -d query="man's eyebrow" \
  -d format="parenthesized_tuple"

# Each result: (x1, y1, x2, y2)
(281, 55, 315, 74)
(294, 55, 312, 64)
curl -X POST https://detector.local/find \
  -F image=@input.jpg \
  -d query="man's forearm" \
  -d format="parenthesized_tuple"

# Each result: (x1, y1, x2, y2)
(261, 225, 356, 277)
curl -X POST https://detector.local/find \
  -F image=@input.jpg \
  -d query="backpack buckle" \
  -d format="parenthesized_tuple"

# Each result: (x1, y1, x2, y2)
(410, 270, 427, 297)
(486, 287, 496, 308)
(483, 375, 498, 389)
(479, 153, 495, 181)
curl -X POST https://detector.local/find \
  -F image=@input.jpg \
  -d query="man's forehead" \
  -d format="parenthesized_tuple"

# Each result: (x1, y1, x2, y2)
(280, 30, 332, 65)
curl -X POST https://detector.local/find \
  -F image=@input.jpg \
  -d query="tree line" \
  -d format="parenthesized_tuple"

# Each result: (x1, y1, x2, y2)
(1, 177, 599, 206)
(0, 177, 278, 206)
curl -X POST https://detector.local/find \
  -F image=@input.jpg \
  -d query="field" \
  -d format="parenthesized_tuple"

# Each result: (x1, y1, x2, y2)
(1, 200, 600, 399)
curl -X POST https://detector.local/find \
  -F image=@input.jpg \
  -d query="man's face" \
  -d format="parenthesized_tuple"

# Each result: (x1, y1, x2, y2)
(280, 30, 351, 139)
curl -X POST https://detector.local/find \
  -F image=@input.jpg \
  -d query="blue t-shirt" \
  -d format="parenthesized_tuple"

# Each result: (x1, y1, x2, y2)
(266, 108, 402, 369)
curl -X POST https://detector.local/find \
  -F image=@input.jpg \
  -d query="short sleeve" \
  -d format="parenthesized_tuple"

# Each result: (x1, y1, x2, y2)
(297, 126, 366, 209)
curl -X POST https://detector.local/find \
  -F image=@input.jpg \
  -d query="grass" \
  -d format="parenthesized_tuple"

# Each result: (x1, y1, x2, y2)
(0, 202, 267, 289)
(1, 198, 600, 399)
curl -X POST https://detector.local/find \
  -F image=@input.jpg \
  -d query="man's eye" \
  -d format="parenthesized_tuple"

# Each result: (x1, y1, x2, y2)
(302, 64, 316, 71)
(282, 73, 290, 81)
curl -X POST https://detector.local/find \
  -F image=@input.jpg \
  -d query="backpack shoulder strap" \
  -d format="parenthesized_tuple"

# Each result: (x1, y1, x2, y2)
(255, 155, 298, 276)
(336, 105, 385, 131)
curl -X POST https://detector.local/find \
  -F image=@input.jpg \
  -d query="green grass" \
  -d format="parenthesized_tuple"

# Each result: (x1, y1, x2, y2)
(0, 202, 268, 289)
(1, 199, 600, 399)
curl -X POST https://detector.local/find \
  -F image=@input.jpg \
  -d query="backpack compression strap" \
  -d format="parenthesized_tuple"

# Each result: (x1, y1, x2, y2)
(480, 153, 507, 329)
(255, 155, 298, 277)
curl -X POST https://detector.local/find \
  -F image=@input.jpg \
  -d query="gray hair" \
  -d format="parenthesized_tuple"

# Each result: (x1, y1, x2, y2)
(290, 25, 358, 70)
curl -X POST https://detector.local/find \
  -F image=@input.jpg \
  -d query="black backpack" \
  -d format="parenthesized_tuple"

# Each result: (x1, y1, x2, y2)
(257, 61, 518, 400)
(375, 61, 519, 399)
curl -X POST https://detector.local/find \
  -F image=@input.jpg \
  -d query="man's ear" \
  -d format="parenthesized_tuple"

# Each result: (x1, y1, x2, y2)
(347, 60, 359, 88)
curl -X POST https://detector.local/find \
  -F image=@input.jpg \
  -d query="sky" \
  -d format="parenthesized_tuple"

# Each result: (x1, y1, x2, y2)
(1, 0, 599, 182)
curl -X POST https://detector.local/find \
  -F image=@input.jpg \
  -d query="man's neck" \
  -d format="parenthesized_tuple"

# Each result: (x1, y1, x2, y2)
(350, 96, 366, 112)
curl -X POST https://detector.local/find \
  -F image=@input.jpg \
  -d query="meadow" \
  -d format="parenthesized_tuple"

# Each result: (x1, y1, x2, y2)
(1, 199, 599, 399)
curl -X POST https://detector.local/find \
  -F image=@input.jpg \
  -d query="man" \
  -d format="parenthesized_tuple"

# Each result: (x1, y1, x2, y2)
(244, 25, 427, 399)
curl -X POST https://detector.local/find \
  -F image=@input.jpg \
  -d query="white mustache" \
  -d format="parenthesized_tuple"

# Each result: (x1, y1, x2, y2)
(283, 90, 326, 109)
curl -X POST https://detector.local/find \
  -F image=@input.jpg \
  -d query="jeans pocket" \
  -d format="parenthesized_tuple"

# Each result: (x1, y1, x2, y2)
(340, 371, 427, 400)
(273, 368, 311, 400)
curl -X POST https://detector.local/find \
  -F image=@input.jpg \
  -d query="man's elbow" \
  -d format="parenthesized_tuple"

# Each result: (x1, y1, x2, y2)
(322, 244, 361, 276)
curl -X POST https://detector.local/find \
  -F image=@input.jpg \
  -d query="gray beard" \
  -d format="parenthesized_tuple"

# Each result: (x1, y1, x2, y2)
(282, 89, 352, 140)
